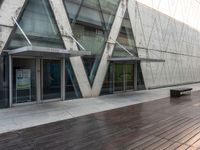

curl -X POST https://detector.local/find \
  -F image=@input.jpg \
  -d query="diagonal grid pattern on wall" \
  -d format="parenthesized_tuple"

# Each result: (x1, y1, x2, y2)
(130, 0, 200, 89)
(1, 0, 200, 97)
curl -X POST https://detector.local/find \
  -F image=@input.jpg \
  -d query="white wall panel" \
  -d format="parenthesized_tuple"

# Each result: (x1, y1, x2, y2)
(0, 0, 26, 52)
(130, 2, 200, 89)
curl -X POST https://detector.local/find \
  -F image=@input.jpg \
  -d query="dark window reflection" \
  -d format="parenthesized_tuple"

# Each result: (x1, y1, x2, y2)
(101, 64, 113, 95)
(113, 10, 137, 57)
(65, 59, 82, 100)
(64, 0, 120, 83)
(7, 0, 64, 49)
(0, 53, 9, 108)
(13, 58, 36, 104)
(43, 60, 61, 100)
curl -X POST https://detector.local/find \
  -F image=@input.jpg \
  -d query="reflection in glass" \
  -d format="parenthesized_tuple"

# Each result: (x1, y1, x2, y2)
(101, 64, 113, 95)
(113, 11, 137, 57)
(125, 64, 134, 90)
(64, 0, 120, 83)
(114, 64, 124, 91)
(99, 0, 120, 30)
(7, 0, 64, 49)
(13, 58, 36, 104)
(0, 54, 9, 108)
(65, 59, 82, 100)
(102, 63, 135, 95)
(43, 60, 61, 100)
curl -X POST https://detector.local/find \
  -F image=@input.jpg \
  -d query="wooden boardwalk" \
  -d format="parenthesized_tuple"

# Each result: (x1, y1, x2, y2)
(1, 92, 200, 150)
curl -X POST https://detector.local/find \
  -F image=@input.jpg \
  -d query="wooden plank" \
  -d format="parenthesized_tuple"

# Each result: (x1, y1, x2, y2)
(164, 142, 182, 150)
(156, 140, 175, 150)
(0, 92, 199, 149)
(185, 132, 200, 145)
(187, 146, 198, 150)
(192, 139, 200, 148)
(171, 124, 200, 142)
(176, 144, 189, 150)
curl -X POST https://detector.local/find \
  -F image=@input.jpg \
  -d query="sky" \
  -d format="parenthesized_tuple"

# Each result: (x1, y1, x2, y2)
(136, 0, 200, 31)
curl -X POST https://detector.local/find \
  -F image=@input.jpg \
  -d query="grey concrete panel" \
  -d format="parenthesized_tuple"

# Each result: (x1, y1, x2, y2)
(0, 0, 26, 53)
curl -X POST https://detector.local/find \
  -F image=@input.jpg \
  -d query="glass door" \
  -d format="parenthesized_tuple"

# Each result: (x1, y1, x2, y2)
(12, 58, 36, 104)
(114, 64, 135, 92)
(125, 64, 134, 90)
(42, 59, 61, 100)
(114, 64, 124, 92)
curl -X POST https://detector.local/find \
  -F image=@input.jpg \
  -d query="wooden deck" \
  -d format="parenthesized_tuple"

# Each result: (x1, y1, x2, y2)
(1, 92, 200, 150)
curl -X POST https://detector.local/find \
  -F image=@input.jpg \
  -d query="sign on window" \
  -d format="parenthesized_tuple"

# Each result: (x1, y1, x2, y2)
(16, 69, 31, 90)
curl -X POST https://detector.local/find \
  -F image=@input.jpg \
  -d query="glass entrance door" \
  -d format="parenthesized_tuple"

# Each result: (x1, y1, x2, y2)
(12, 58, 36, 104)
(114, 64, 124, 92)
(42, 59, 61, 100)
(114, 64, 134, 92)
(125, 64, 134, 90)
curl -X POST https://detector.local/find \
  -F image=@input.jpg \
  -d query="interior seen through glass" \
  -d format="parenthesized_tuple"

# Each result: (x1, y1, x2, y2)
(12, 58, 36, 104)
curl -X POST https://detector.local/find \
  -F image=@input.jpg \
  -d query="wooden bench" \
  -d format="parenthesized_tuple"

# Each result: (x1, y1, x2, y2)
(170, 88, 192, 97)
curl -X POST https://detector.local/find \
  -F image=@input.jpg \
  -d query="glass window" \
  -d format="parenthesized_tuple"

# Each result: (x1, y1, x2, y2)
(0, 54, 9, 108)
(7, 0, 64, 49)
(42, 60, 61, 100)
(100, 64, 113, 95)
(62, 0, 82, 21)
(99, 0, 120, 30)
(113, 11, 138, 57)
(114, 64, 124, 91)
(65, 59, 82, 100)
(64, 0, 120, 83)
(125, 64, 134, 90)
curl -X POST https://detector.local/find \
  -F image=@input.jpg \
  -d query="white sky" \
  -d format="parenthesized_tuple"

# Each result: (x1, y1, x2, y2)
(136, 0, 200, 31)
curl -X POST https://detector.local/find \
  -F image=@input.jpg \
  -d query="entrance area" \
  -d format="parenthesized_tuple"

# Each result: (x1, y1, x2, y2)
(12, 58, 63, 105)
(101, 62, 137, 95)
(8, 46, 90, 107)
(114, 64, 135, 92)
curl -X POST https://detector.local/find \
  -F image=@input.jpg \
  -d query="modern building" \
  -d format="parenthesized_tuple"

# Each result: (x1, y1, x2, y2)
(0, 0, 200, 108)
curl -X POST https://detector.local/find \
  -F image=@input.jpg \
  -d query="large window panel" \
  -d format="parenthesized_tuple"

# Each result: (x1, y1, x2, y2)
(0, 54, 9, 108)
(64, 0, 120, 83)
(78, 7, 102, 26)
(65, 0, 81, 20)
(42, 60, 61, 100)
(7, 0, 64, 49)
(72, 24, 106, 55)
(113, 11, 138, 57)
(99, 0, 120, 30)
(100, 64, 113, 95)
(65, 59, 82, 100)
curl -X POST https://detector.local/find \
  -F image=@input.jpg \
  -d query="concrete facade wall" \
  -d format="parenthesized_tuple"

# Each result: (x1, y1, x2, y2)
(129, 2, 200, 89)
(0, 0, 200, 97)
(0, 0, 26, 51)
